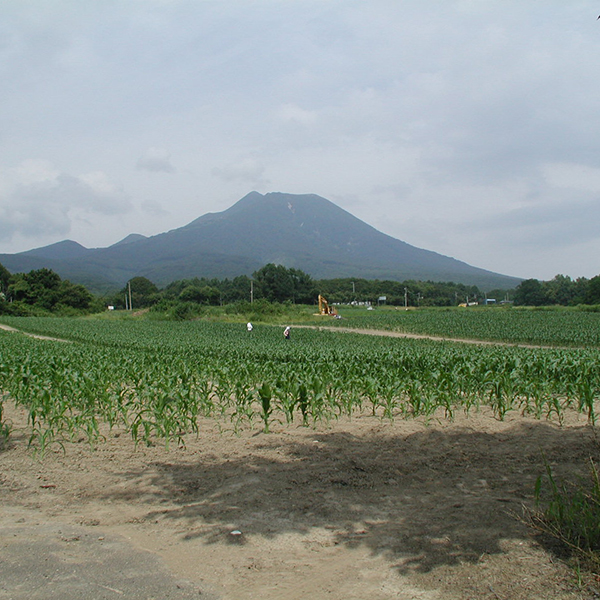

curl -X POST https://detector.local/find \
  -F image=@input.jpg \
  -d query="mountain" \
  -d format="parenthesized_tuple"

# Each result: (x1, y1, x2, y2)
(0, 192, 521, 292)
(110, 233, 147, 247)
(21, 239, 90, 261)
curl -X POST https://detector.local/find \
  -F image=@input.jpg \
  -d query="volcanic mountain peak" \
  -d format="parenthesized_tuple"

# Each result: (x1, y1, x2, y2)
(0, 192, 521, 292)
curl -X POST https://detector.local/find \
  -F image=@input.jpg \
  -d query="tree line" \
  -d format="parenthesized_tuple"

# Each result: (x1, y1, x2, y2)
(2, 261, 600, 315)
(108, 269, 600, 309)
(106, 264, 487, 310)
(512, 274, 600, 307)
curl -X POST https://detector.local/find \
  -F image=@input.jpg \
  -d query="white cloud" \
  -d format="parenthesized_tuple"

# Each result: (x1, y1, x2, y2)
(136, 147, 176, 173)
(277, 103, 318, 126)
(212, 158, 267, 184)
(542, 163, 600, 193)
(141, 199, 169, 217)
(0, 160, 132, 241)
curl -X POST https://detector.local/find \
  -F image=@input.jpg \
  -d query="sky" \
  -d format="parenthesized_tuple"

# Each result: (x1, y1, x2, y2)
(1, 1, 600, 282)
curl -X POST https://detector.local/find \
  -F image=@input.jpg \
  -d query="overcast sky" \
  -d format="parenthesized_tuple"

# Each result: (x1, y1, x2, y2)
(1, 1, 599, 281)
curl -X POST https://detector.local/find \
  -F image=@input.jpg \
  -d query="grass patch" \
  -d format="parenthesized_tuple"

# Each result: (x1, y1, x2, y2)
(526, 456, 600, 582)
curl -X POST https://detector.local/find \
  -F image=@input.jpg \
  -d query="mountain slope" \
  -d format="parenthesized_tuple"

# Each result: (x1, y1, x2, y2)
(0, 192, 521, 291)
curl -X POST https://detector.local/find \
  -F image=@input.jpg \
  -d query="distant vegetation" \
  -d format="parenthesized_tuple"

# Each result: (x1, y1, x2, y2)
(0, 265, 99, 316)
(99, 267, 600, 315)
(514, 275, 600, 306)
(2, 260, 600, 316)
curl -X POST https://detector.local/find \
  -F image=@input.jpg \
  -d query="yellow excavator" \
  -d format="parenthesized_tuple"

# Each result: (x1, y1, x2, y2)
(318, 294, 337, 316)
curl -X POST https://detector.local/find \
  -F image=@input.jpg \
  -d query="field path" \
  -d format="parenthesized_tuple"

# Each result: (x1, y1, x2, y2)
(0, 322, 71, 342)
(296, 324, 561, 349)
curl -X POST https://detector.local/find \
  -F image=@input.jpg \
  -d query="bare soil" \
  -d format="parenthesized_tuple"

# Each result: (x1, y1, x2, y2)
(1, 399, 598, 599)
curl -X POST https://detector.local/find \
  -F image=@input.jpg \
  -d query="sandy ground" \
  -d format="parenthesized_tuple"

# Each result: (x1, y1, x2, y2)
(1, 399, 599, 600)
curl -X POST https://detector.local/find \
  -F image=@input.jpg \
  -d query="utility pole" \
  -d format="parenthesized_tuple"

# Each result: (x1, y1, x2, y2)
(404, 287, 408, 310)
(128, 281, 133, 311)
(250, 279, 254, 304)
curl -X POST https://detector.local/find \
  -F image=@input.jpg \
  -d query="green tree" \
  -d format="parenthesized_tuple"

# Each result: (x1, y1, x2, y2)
(227, 275, 253, 303)
(288, 268, 317, 303)
(585, 275, 600, 305)
(179, 284, 221, 305)
(543, 274, 577, 306)
(254, 264, 293, 302)
(7, 276, 29, 303)
(121, 276, 159, 308)
(57, 281, 93, 309)
(5, 268, 92, 311)
(8, 268, 61, 309)
(25, 267, 62, 290)
(514, 279, 549, 306)
(572, 277, 589, 305)
(253, 264, 316, 303)
(0, 261, 10, 296)
(179, 285, 204, 303)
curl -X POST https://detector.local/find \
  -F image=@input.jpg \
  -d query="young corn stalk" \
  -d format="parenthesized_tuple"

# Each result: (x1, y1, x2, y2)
(574, 372, 597, 425)
(297, 383, 309, 426)
(258, 382, 273, 433)
(231, 381, 256, 432)
(0, 396, 10, 447)
(274, 378, 297, 424)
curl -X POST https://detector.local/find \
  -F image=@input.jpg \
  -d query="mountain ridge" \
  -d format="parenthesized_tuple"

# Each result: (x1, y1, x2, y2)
(0, 192, 521, 293)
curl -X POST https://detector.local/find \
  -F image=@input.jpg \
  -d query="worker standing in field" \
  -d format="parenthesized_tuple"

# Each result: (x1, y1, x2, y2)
(283, 326, 291, 340)
(247, 322, 253, 332)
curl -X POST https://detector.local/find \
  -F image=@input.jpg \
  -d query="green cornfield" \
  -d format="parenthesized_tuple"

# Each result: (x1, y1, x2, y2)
(0, 311, 598, 453)
(316, 306, 600, 347)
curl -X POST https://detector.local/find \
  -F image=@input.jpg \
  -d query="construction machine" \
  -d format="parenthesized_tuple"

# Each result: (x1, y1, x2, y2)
(318, 294, 337, 316)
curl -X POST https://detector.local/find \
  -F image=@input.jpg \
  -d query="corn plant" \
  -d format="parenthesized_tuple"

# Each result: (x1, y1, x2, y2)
(257, 382, 273, 433)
